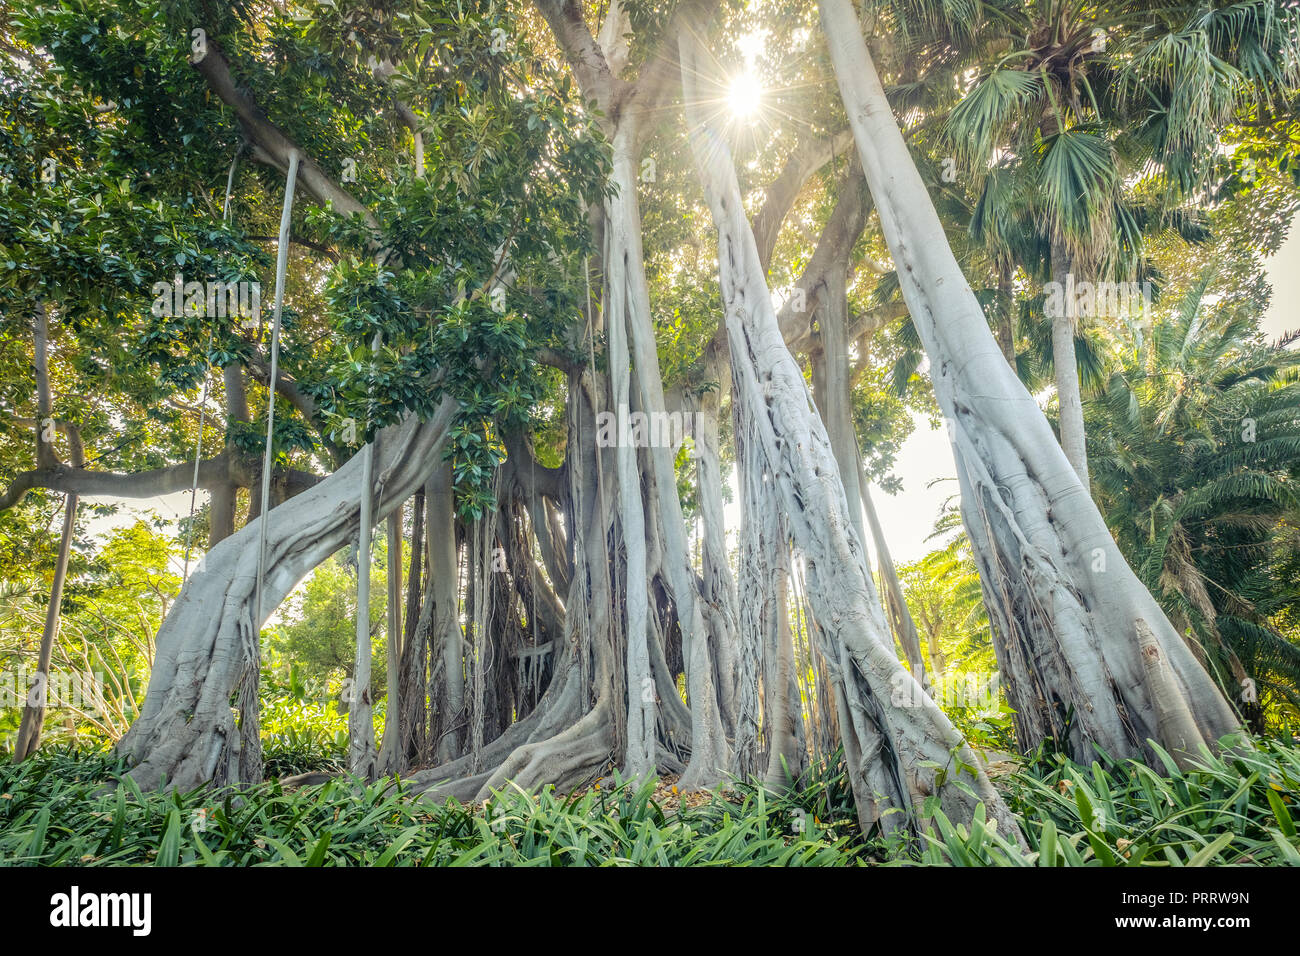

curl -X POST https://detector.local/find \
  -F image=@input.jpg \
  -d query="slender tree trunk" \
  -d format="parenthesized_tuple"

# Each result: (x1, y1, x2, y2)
(378, 506, 403, 774)
(1050, 238, 1089, 487)
(862, 478, 928, 690)
(15, 304, 79, 760)
(12, 490, 77, 762)
(349, 431, 379, 777)
(397, 488, 427, 764)
(818, 0, 1241, 764)
(427, 463, 465, 764)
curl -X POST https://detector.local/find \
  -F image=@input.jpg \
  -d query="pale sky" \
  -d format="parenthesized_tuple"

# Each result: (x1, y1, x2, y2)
(873, 217, 1300, 566)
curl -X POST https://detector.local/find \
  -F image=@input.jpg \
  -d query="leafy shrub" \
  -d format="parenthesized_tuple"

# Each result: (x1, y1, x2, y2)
(913, 736, 1300, 866)
(4, 737, 1299, 866)
(0, 749, 857, 866)
(259, 695, 347, 778)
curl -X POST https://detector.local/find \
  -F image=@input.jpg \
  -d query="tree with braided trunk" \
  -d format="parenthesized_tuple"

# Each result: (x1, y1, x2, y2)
(6, 0, 1286, 843)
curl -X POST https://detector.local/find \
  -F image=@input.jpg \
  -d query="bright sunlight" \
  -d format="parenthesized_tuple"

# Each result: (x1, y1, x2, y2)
(727, 71, 762, 119)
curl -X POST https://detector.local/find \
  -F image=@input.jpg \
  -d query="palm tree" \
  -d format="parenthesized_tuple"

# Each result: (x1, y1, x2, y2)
(941, 0, 1299, 487)
(1087, 277, 1300, 730)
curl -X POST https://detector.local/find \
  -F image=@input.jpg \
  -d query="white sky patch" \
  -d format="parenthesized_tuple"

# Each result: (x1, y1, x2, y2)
(736, 28, 768, 63)
(1263, 216, 1300, 342)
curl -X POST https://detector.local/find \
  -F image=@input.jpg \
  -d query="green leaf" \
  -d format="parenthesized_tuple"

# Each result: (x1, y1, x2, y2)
(1267, 790, 1296, 839)
(1187, 831, 1235, 867)
(155, 810, 181, 866)
(1039, 819, 1058, 867)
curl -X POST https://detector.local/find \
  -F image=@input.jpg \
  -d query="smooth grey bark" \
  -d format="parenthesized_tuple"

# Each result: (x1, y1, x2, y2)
(679, 29, 1020, 837)
(862, 477, 928, 691)
(116, 403, 456, 791)
(377, 507, 404, 774)
(349, 427, 379, 777)
(12, 491, 76, 762)
(427, 463, 465, 764)
(818, 0, 1242, 765)
(1050, 239, 1089, 488)
(605, 133, 656, 781)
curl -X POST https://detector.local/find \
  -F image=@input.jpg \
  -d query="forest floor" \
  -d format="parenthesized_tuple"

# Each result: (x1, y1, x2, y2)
(2, 738, 1299, 865)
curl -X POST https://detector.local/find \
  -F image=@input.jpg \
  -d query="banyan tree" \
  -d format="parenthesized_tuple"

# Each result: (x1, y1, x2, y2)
(2, 0, 1266, 840)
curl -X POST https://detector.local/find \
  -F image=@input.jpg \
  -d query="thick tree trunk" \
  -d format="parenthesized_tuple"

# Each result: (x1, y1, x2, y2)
(604, 136, 656, 781)
(679, 31, 1020, 838)
(116, 403, 456, 790)
(609, 125, 731, 788)
(818, 0, 1242, 764)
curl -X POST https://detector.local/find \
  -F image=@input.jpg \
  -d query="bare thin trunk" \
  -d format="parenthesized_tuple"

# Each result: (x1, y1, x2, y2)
(12, 490, 77, 761)
(349, 434, 378, 777)
(1050, 240, 1089, 487)
(378, 506, 403, 774)
(862, 479, 928, 690)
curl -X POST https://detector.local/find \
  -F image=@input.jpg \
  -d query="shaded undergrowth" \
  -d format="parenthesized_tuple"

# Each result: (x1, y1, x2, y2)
(1, 735, 1297, 866)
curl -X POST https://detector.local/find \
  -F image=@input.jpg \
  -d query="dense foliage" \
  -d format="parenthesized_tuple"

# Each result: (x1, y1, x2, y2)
(3, 739, 1298, 866)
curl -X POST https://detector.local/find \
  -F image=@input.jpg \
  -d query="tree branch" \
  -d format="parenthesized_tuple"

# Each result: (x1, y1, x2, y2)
(752, 130, 854, 274)
(532, 0, 621, 112)
(191, 42, 378, 231)
(242, 353, 320, 422)
(777, 155, 870, 352)
(0, 451, 321, 513)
